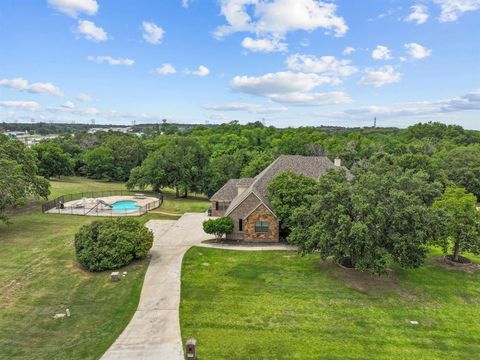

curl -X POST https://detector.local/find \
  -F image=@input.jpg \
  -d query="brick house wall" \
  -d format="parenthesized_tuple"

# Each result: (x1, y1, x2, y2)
(244, 204, 279, 242)
(210, 201, 230, 217)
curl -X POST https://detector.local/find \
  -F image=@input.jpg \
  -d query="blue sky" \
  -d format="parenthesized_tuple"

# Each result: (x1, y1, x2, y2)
(0, 0, 479, 129)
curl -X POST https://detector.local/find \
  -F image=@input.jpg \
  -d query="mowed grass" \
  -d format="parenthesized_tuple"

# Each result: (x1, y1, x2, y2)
(0, 176, 208, 360)
(181, 247, 480, 360)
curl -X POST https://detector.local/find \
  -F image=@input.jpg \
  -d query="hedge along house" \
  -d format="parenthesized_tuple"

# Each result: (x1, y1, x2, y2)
(209, 155, 351, 242)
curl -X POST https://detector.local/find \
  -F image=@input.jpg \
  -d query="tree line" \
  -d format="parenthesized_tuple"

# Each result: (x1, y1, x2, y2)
(2, 121, 480, 226)
(27, 121, 480, 200)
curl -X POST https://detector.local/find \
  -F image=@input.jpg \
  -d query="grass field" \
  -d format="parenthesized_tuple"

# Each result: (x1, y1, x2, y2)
(180, 247, 480, 360)
(0, 176, 209, 360)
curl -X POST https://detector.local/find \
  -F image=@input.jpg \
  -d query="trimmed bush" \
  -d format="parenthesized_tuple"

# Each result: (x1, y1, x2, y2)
(203, 216, 234, 241)
(74, 218, 154, 271)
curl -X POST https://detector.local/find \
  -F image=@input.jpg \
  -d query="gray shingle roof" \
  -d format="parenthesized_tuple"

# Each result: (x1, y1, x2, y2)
(210, 178, 255, 201)
(225, 155, 352, 216)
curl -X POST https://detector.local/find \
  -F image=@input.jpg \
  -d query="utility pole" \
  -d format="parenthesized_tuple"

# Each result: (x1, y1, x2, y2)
(373, 117, 377, 128)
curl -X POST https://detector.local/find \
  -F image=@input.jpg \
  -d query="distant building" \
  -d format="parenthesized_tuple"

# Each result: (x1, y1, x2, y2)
(88, 127, 133, 134)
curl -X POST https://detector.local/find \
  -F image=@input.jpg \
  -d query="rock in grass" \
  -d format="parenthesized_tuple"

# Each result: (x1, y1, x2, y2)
(111, 272, 120, 281)
(54, 313, 66, 319)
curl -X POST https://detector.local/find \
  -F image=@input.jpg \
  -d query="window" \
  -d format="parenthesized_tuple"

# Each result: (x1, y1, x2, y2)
(215, 202, 229, 211)
(255, 221, 270, 233)
(239, 219, 243, 231)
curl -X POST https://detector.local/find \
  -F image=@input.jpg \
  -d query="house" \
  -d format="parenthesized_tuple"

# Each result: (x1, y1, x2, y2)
(209, 155, 351, 242)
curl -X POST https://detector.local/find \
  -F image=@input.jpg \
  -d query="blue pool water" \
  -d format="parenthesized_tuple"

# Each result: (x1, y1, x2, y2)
(111, 200, 141, 212)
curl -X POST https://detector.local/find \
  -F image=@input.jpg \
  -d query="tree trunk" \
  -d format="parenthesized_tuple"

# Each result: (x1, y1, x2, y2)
(453, 241, 460, 262)
(175, 187, 179, 198)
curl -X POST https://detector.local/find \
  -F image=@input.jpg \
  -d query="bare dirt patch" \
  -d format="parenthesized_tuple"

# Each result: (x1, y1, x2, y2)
(317, 258, 417, 299)
(430, 256, 480, 273)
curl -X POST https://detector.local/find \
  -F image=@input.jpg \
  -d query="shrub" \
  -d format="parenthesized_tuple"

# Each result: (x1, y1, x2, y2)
(203, 217, 234, 241)
(74, 218, 154, 271)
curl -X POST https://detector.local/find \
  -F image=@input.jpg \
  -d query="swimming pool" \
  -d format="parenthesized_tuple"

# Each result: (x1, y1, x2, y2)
(111, 200, 141, 212)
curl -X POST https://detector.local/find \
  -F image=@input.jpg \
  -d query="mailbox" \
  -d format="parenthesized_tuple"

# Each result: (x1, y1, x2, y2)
(185, 338, 197, 360)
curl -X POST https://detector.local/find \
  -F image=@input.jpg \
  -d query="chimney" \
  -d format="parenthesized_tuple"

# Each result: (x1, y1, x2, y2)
(334, 157, 342, 167)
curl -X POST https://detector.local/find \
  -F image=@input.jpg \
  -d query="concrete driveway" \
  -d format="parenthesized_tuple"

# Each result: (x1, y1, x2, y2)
(101, 213, 210, 360)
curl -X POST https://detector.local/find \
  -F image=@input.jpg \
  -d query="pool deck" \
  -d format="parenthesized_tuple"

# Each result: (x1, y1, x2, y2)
(46, 195, 160, 216)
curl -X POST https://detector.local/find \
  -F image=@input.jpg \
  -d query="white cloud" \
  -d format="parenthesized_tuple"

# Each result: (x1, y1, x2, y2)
(76, 20, 108, 42)
(214, 0, 348, 41)
(404, 43, 432, 59)
(371, 45, 392, 60)
(405, 4, 430, 24)
(241, 37, 287, 52)
(317, 89, 480, 121)
(62, 101, 76, 109)
(267, 91, 351, 106)
(0, 77, 64, 97)
(286, 54, 357, 77)
(343, 46, 356, 55)
(433, 0, 480, 22)
(230, 71, 350, 106)
(189, 65, 210, 77)
(76, 93, 93, 102)
(87, 56, 134, 66)
(358, 66, 402, 87)
(142, 21, 165, 44)
(155, 64, 177, 75)
(231, 71, 338, 95)
(202, 102, 287, 114)
(181, 0, 191, 8)
(0, 101, 41, 111)
(48, 0, 98, 17)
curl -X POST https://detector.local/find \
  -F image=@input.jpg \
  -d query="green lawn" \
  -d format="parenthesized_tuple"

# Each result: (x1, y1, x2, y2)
(0, 176, 208, 359)
(181, 247, 480, 360)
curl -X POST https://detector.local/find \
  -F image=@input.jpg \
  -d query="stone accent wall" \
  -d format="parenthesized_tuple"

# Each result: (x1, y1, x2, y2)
(244, 204, 279, 242)
(227, 192, 262, 240)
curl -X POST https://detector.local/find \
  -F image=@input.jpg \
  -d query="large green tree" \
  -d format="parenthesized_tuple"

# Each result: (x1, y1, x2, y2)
(34, 142, 74, 179)
(0, 135, 50, 223)
(433, 187, 480, 262)
(202, 154, 243, 198)
(288, 163, 443, 275)
(81, 146, 119, 180)
(433, 145, 480, 200)
(241, 152, 274, 178)
(102, 134, 147, 181)
(267, 171, 318, 233)
(128, 138, 208, 197)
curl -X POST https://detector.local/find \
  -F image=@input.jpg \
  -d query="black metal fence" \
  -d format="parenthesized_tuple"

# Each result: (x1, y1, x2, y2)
(42, 190, 163, 217)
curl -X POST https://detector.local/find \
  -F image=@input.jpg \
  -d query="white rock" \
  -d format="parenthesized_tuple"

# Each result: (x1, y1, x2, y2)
(54, 313, 66, 319)
(410, 320, 419, 325)
(66, 308, 71, 317)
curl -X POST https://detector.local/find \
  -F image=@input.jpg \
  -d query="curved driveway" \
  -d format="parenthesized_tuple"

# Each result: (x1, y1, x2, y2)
(101, 213, 294, 360)
(101, 213, 210, 360)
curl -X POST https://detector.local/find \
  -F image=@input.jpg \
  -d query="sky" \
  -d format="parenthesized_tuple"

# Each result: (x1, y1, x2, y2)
(0, 0, 479, 129)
